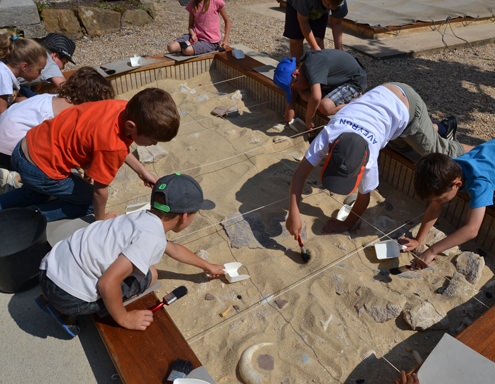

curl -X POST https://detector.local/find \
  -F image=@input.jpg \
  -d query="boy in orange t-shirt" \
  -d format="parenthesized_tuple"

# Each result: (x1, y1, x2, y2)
(0, 88, 180, 221)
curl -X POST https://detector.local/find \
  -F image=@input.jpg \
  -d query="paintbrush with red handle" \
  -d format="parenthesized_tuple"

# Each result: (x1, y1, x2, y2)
(297, 235, 311, 263)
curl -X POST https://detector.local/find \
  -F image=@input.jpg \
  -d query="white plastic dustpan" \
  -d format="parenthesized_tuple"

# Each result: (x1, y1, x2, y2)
(374, 240, 407, 260)
(174, 379, 210, 384)
(224, 262, 250, 283)
(130, 55, 142, 67)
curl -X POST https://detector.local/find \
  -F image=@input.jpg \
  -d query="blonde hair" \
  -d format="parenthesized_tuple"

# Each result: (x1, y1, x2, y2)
(0, 32, 46, 67)
(193, 0, 210, 13)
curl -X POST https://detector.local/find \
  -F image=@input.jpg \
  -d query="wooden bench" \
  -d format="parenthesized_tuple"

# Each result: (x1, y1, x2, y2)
(94, 291, 206, 384)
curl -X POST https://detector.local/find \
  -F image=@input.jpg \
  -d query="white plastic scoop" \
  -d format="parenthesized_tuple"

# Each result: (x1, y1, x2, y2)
(224, 262, 250, 283)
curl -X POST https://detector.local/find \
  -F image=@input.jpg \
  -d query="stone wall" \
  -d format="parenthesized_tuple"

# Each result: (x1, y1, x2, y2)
(0, 0, 154, 39)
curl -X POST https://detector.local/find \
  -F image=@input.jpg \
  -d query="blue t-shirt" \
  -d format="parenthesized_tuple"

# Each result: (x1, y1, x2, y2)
(454, 139, 495, 209)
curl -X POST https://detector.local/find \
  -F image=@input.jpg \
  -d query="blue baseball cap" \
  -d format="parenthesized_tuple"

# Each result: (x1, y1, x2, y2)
(273, 57, 296, 103)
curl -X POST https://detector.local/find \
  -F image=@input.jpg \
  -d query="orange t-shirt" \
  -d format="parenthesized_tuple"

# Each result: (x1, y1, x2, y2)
(26, 100, 133, 185)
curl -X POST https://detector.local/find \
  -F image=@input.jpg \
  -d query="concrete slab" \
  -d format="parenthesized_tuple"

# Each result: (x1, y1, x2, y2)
(0, 0, 40, 28)
(345, 20, 495, 58)
(0, 285, 116, 383)
(244, 2, 495, 58)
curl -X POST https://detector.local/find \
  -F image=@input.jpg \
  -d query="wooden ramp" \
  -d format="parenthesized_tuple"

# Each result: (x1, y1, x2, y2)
(94, 292, 203, 384)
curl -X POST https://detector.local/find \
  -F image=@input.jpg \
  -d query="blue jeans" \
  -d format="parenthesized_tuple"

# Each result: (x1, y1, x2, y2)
(0, 141, 94, 221)
(19, 86, 38, 98)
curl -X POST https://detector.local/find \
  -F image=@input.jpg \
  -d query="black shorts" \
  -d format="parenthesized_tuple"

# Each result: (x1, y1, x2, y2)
(283, 1, 348, 40)
(39, 269, 152, 317)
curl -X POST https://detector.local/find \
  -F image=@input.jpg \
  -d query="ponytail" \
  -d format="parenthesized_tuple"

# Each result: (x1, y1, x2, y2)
(0, 32, 46, 66)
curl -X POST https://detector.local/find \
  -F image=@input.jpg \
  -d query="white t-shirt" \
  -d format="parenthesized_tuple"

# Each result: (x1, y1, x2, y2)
(0, 61, 20, 107)
(0, 93, 56, 155)
(305, 85, 410, 194)
(40, 211, 167, 302)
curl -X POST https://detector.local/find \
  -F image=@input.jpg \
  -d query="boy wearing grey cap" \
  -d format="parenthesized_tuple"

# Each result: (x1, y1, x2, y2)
(35, 173, 224, 337)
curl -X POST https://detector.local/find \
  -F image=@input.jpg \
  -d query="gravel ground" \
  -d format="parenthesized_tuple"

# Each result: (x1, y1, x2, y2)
(69, 0, 494, 145)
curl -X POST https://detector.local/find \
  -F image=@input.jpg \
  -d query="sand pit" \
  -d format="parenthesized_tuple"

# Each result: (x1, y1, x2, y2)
(107, 70, 494, 383)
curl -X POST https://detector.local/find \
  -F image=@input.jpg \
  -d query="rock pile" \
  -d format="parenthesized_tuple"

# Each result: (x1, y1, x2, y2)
(0, 0, 154, 39)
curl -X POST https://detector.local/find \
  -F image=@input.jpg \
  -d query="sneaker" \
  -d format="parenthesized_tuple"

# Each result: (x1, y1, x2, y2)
(0, 168, 22, 192)
(440, 116, 457, 141)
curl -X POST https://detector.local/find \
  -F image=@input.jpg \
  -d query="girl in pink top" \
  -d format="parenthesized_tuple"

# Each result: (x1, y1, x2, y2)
(167, 0, 231, 56)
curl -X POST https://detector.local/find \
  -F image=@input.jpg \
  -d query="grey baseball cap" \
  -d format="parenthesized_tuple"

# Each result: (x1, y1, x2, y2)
(151, 173, 215, 213)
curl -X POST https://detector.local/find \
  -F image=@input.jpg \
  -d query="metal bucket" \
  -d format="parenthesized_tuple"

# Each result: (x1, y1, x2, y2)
(0, 207, 52, 293)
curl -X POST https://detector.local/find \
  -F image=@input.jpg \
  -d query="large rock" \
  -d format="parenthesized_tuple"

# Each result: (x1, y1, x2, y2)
(42, 9, 83, 39)
(18, 23, 46, 39)
(402, 301, 445, 330)
(0, 0, 40, 28)
(456, 251, 485, 284)
(77, 7, 121, 37)
(355, 286, 406, 323)
(122, 9, 153, 27)
(442, 272, 476, 298)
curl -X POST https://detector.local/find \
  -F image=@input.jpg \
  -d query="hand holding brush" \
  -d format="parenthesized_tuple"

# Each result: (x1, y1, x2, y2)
(297, 235, 311, 263)
(151, 286, 188, 312)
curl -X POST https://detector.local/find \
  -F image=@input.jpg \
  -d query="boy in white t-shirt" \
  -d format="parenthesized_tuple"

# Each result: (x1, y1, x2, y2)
(286, 82, 473, 238)
(36, 173, 225, 337)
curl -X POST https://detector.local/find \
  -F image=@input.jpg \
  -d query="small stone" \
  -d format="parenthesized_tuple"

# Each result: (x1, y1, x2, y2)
(301, 353, 310, 364)
(271, 123, 285, 133)
(273, 136, 288, 143)
(205, 293, 215, 301)
(196, 249, 209, 262)
(257, 354, 274, 371)
(274, 299, 288, 309)
(436, 286, 446, 294)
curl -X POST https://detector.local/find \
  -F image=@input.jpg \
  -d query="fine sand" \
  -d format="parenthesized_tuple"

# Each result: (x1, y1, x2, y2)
(107, 71, 494, 383)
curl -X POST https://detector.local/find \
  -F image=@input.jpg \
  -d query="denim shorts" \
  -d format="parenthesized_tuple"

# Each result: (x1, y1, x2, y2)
(325, 84, 362, 106)
(176, 34, 219, 55)
(39, 269, 152, 318)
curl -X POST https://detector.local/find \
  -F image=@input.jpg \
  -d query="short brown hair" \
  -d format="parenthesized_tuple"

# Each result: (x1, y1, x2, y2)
(125, 88, 180, 142)
(58, 66, 115, 105)
(150, 192, 192, 221)
(414, 153, 462, 200)
(0, 33, 46, 66)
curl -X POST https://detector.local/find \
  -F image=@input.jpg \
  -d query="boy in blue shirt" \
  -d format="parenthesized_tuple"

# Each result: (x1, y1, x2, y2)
(401, 139, 495, 268)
